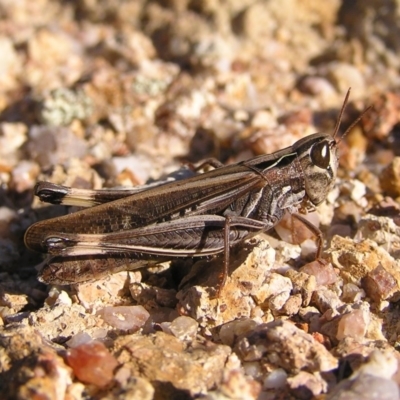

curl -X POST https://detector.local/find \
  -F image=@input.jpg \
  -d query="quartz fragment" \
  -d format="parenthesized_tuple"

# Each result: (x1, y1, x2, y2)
(65, 332, 92, 348)
(66, 341, 119, 388)
(168, 315, 199, 341)
(300, 260, 338, 287)
(263, 368, 287, 390)
(342, 283, 365, 303)
(336, 309, 370, 341)
(99, 305, 150, 331)
(362, 264, 398, 302)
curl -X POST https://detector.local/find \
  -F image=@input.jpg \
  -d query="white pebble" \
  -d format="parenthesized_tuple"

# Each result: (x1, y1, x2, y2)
(169, 316, 199, 341)
(99, 305, 150, 331)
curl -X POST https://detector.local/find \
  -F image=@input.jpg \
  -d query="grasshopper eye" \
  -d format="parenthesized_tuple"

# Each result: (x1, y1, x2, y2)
(310, 141, 331, 169)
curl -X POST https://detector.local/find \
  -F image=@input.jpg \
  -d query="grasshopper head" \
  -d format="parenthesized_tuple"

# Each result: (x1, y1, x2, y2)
(295, 89, 370, 206)
(295, 133, 339, 206)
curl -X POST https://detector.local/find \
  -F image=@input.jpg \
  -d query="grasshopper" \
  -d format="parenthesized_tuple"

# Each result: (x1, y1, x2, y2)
(24, 89, 370, 290)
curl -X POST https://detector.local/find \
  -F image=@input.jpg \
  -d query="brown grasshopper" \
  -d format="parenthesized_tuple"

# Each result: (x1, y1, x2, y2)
(25, 89, 370, 290)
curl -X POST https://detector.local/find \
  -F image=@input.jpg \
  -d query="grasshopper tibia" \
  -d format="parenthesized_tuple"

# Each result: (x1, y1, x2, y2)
(291, 213, 324, 259)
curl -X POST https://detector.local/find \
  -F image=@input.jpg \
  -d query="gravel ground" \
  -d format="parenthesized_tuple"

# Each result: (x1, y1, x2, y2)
(1, 1, 400, 399)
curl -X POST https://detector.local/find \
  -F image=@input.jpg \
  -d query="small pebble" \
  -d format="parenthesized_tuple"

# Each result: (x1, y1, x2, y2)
(300, 261, 338, 287)
(254, 273, 292, 305)
(66, 341, 119, 388)
(169, 315, 199, 341)
(362, 264, 397, 302)
(336, 309, 369, 341)
(329, 349, 399, 399)
(326, 374, 399, 400)
(66, 332, 92, 348)
(312, 288, 343, 313)
(99, 305, 150, 331)
(219, 319, 259, 346)
(263, 368, 287, 390)
(342, 283, 365, 303)
(379, 157, 400, 198)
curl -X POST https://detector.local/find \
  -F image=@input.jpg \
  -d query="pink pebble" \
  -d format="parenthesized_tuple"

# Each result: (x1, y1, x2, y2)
(66, 341, 119, 388)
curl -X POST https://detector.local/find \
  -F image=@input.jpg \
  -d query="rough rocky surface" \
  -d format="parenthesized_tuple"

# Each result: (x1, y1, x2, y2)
(1, 1, 400, 399)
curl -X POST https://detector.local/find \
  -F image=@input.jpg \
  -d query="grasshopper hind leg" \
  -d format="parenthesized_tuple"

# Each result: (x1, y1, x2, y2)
(38, 255, 159, 285)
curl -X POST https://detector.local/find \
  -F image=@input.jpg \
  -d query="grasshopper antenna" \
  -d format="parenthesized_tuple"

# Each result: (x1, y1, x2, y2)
(332, 88, 351, 141)
(332, 88, 372, 145)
